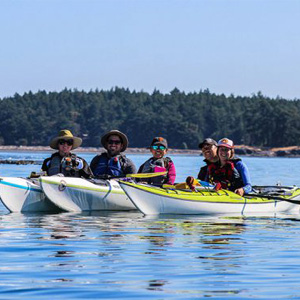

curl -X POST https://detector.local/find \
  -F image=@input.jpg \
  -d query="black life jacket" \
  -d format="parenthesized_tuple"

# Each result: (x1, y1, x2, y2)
(47, 153, 81, 177)
(140, 157, 171, 186)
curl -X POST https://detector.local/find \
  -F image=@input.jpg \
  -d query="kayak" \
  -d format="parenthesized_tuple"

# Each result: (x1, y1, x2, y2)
(0, 177, 61, 213)
(119, 181, 300, 215)
(39, 176, 136, 212)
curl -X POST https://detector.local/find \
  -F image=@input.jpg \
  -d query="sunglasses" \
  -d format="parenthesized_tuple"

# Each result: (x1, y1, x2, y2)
(58, 139, 73, 146)
(108, 140, 121, 145)
(202, 145, 214, 151)
(152, 145, 166, 150)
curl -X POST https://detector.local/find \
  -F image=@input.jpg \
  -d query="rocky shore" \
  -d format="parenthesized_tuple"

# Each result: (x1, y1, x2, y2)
(0, 145, 299, 165)
(0, 145, 300, 156)
(234, 145, 300, 157)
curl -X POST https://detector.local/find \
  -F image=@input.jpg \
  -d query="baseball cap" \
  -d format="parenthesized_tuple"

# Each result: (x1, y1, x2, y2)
(150, 137, 168, 148)
(198, 138, 217, 149)
(217, 138, 234, 149)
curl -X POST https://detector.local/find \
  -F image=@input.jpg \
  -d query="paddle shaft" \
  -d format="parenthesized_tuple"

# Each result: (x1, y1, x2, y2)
(245, 193, 300, 204)
(95, 171, 167, 180)
(126, 171, 167, 178)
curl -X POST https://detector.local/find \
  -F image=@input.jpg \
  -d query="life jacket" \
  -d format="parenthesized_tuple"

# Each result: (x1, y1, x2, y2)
(140, 157, 171, 185)
(47, 153, 82, 177)
(93, 153, 124, 177)
(208, 158, 243, 191)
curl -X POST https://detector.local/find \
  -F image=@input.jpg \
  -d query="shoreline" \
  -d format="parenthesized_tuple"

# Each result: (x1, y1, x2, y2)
(0, 145, 300, 157)
(0, 145, 199, 155)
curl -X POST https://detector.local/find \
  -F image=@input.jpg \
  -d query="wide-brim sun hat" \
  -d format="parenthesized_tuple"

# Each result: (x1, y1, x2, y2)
(217, 138, 234, 149)
(50, 129, 82, 150)
(101, 130, 128, 152)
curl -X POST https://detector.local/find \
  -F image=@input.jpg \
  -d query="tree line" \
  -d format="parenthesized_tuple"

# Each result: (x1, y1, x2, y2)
(0, 87, 299, 149)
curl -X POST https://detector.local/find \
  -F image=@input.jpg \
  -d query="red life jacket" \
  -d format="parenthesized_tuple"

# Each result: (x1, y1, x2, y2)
(208, 161, 235, 190)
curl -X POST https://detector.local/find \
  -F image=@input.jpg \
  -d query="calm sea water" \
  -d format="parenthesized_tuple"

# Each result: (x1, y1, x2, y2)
(0, 151, 300, 299)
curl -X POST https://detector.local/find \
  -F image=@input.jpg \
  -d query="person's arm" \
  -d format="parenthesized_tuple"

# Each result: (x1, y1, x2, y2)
(123, 158, 137, 175)
(197, 165, 208, 181)
(41, 157, 51, 175)
(166, 160, 176, 184)
(235, 160, 252, 194)
(78, 157, 93, 178)
(137, 163, 144, 174)
(133, 163, 145, 183)
(89, 155, 100, 173)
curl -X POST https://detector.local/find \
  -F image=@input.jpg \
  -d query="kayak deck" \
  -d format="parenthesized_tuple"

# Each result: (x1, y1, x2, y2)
(119, 181, 300, 215)
(39, 176, 135, 212)
(0, 177, 61, 213)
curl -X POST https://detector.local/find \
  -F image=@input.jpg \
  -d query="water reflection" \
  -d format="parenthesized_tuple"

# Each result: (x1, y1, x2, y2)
(147, 279, 167, 291)
(0, 210, 300, 298)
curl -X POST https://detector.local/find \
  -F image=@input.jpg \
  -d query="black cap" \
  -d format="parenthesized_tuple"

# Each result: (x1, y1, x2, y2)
(198, 138, 217, 149)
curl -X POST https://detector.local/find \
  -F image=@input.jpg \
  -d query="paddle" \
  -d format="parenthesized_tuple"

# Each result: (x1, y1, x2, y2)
(126, 171, 167, 178)
(245, 193, 300, 205)
(95, 171, 167, 180)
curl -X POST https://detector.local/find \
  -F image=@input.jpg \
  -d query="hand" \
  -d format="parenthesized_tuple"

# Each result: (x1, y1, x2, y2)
(186, 176, 196, 191)
(235, 188, 245, 196)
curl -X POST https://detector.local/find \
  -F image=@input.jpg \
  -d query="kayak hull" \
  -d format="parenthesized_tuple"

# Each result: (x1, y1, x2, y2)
(119, 182, 300, 215)
(40, 176, 136, 212)
(0, 177, 61, 213)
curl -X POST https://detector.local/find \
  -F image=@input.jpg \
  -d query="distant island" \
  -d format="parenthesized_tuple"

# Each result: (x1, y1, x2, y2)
(0, 88, 300, 150)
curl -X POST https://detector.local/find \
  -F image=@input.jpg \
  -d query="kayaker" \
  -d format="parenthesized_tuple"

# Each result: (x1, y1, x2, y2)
(41, 129, 92, 178)
(90, 130, 136, 177)
(197, 138, 218, 181)
(207, 138, 252, 196)
(138, 137, 176, 185)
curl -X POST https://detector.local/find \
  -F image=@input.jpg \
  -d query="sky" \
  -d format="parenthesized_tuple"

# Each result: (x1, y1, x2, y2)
(0, 0, 299, 99)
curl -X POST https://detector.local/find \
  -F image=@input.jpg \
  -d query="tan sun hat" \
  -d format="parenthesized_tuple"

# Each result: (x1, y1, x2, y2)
(49, 129, 82, 150)
(101, 130, 128, 152)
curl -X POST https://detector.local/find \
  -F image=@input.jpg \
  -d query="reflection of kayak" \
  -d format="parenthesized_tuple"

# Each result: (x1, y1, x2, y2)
(39, 176, 136, 212)
(119, 181, 300, 215)
(0, 177, 61, 213)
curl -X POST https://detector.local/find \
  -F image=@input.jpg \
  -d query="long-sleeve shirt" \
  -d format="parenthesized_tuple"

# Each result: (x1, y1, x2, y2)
(234, 160, 252, 194)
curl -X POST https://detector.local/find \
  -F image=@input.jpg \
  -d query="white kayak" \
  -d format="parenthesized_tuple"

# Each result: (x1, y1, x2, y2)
(39, 176, 136, 212)
(119, 181, 300, 215)
(0, 177, 61, 213)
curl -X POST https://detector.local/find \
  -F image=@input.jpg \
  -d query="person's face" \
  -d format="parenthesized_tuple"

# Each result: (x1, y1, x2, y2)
(58, 139, 73, 156)
(201, 143, 218, 162)
(106, 135, 123, 157)
(150, 144, 168, 159)
(218, 146, 232, 163)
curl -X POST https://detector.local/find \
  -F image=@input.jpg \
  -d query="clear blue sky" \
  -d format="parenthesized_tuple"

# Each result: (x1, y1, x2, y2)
(1, 0, 299, 99)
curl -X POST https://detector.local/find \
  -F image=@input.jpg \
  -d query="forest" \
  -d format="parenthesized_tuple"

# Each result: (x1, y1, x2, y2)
(0, 87, 299, 149)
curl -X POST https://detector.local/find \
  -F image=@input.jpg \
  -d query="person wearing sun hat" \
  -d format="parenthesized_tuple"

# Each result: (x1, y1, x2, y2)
(90, 129, 136, 177)
(137, 137, 176, 186)
(207, 137, 252, 196)
(41, 129, 92, 178)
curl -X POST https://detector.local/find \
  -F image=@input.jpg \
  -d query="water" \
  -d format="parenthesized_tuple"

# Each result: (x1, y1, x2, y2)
(1, 152, 300, 299)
